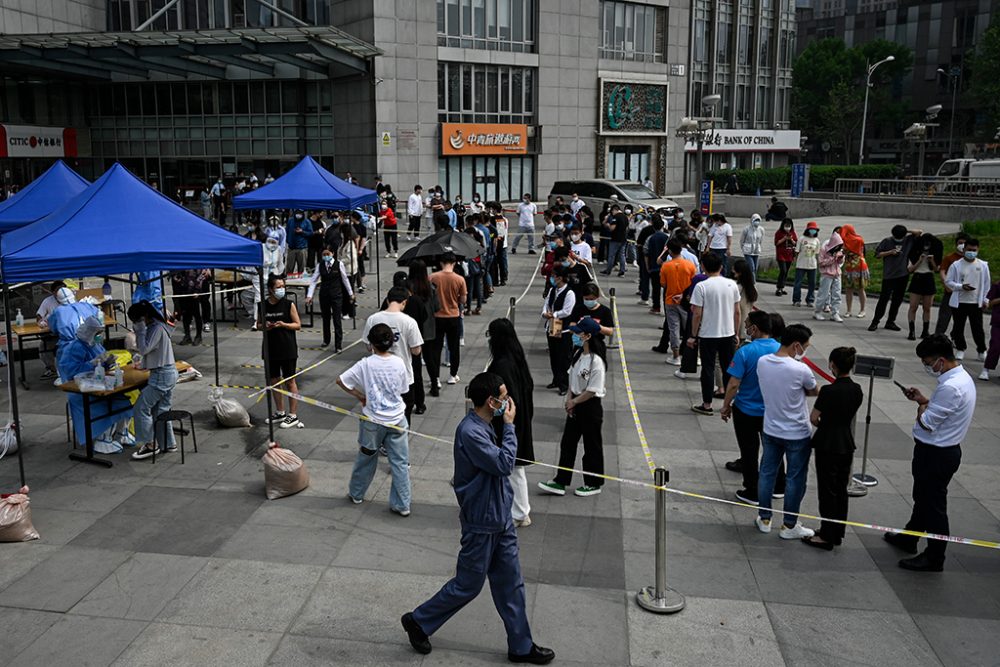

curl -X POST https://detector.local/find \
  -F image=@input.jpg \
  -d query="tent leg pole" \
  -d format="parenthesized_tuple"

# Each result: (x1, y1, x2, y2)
(159, 274, 168, 320)
(211, 270, 220, 387)
(259, 269, 275, 443)
(3, 284, 27, 487)
(375, 222, 381, 303)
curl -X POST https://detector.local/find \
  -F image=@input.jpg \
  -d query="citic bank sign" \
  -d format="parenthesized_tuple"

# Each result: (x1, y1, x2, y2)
(441, 123, 528, 156)
(0, 124, 78, 158)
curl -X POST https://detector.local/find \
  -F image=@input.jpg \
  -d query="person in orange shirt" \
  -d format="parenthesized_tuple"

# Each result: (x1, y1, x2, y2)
(658, 240, 697, 365)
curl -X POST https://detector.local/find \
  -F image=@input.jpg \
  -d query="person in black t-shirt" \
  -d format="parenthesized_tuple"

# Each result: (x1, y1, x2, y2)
(803, 346, 863, 551)
(569, 282, 614, 340)
(260, 275, 303, 429)
(553, 247, 593, 297)
(601, 204, 629, 276)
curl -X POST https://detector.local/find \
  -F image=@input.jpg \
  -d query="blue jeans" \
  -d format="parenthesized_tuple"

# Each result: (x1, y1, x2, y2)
(349, 418, 411, 511)
(134, 366, 177, 450)
(743, 254, 759, 280)
(792, 268, 817, 305)
(758, 433, 812, 527)
(605, 241, 627, 274)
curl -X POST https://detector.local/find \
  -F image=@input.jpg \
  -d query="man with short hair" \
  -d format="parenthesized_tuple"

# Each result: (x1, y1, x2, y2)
(511, 193, 538, 254)
(688, 252, 741, 415)
(721, 310, 785, 504)
(361, 286, 424, 419)
(886, 334, 976, 571)
(407, 185, 424, 241)
(654, 240, 696, 365)
(868, 224, 922, 332)
(427, 252, 468, 391)
(643, 216, 670, 312)
(600, 204, 628, 276)
(402, 372, 554, 664)
(542, 265, 576, 396)
(935, 233, 970, 335)
(944, 237, 991, 361)
(764, 196, 788, 222)
(756, 323, 819, 540)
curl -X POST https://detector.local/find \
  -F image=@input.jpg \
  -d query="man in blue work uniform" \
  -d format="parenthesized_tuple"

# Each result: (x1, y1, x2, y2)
(401, 372, 554, 664)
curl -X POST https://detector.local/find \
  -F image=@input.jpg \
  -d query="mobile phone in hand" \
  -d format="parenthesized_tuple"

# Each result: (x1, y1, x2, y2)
(893, 380, 908, 392)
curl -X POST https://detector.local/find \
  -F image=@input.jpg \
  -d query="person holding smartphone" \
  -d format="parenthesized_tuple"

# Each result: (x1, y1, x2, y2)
(944, 238, 991, 360)
(906, 233, 942, 341)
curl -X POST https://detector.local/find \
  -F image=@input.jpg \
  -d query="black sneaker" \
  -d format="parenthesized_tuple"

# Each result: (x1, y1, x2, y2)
(735, 488, 759, 505)
(691, 404, 713, 416)
(884, 531, 919, 554)
(509, 643, 555, 664)
(898, 553, 943, 572)
(279, 414, 301, 429)
(264, 411, 286, 425)
(884, 322, 901, 332)
(429, 382, 440, 397)
(401, 613, 432, 655)
(724, 459, 742, 472)
(867, 322, 879, 332)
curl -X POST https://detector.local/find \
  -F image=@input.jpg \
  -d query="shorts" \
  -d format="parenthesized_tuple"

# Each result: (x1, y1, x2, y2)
(908, 272, 936, 296)
(270, 358, 297, 378)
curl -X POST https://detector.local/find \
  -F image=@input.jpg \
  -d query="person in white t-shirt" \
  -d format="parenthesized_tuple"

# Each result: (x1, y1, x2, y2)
(707, 213, 733, 275)
(568, 227, 592, 266)
(570, 193, 585, 216)
(511, 193, 538, 254)
(755, 323, 819, 540)
(340, 323, 412, 516)
(362, 286, 424, 419)
(407, 185, 425, 241)
(944, 238, 991, 360)
(689, 252, 741, 416)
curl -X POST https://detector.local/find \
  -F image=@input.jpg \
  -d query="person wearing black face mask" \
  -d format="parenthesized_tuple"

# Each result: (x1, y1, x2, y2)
(887, 335, 975, 571)
(868, 224, 922, 332)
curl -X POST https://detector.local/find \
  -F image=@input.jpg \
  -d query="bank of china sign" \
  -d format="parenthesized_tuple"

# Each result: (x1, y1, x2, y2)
(684, 129, 802, 153)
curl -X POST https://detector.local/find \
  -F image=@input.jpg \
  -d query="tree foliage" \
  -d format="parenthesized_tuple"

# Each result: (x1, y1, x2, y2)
(968, 17, 1000, 139)
(792, 38, 912, 161)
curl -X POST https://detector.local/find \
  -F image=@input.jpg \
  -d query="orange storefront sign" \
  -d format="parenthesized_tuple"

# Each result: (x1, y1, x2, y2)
(441, 123, 528, 155)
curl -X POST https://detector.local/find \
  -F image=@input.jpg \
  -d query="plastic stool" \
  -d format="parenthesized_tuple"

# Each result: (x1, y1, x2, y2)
(152, 410, 197, 464)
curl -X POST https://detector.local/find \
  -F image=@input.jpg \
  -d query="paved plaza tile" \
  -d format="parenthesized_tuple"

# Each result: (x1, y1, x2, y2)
(0, 218, 998, 665)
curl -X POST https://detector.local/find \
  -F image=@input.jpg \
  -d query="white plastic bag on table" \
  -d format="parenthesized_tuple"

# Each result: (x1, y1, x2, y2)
(0, 486, 39, 542)
(210, 387, 251, 427)
(262, 443, 309, 500)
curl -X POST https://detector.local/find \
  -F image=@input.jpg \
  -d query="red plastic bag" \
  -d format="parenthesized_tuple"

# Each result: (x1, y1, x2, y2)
(262, 443, 309, 500)
(0, 486, 40, 542)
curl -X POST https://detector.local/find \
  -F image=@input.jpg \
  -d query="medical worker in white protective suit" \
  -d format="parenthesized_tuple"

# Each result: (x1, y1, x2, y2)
(242, 232, 285, 330)
(58, 315, 134, 453)
(47, 287, 101, 359)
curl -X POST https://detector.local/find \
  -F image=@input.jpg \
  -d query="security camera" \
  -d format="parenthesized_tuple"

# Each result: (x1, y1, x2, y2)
(925, 104, 942, 120)
(904, 123, 926, 139)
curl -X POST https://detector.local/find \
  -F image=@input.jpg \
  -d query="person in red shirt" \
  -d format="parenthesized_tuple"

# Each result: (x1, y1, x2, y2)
(773, 218, 797, 297)
(379, 201, 399, 258)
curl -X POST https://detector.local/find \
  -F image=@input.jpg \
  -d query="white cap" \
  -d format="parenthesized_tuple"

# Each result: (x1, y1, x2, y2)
(56, 287, 76, 305)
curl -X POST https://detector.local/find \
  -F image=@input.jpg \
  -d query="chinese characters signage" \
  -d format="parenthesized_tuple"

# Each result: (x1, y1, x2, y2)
(0, 125, 77, 158)
(600, 81, 668, 134)
(683, 129, 802, 153)
(441, 123, 528, 156)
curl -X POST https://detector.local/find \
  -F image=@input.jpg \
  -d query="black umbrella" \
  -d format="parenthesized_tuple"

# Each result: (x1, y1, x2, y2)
(396, 229, 482, 266)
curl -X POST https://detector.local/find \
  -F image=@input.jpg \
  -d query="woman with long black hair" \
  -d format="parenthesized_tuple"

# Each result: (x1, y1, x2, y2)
(486, 318, 535, 527)
(408, 260, 438, 414)
(538, 316, 607, 498)
(731, 258, 759, 338)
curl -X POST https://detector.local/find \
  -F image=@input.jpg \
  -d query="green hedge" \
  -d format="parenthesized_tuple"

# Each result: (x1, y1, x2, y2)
(705, 164, 902, 194)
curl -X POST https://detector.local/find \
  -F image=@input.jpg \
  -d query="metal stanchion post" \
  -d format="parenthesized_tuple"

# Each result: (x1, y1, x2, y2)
(509, 296, 516, 326)
(608, 287, 618, 349)
(636, 467, 685, 614)
(851, 370, 879, 488)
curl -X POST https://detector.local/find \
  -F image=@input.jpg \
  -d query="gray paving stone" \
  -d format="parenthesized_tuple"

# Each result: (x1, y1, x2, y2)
(71, 553, 207, 620)
(529, 584, 629, 664)
(11, 614, 147, 667)
(0, 607, 62, 665)
(749, 555, 906, 613)
(268, 636, 424, 666)
(911, 614, 1000, 667)
(0, 546, 131, 612)
(213, 521, 345, 565)
(158, 558, 323, 631)
(112, 623, 282, 667)
(0, 543, 59, 591)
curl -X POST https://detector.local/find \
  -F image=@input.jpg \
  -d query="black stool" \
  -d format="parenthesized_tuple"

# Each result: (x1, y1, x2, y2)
(152, 410, 197, 464)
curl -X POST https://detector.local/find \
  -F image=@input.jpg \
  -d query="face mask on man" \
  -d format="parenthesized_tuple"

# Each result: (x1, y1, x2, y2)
(957, 242, 965, 253)
(571, 234, 581, 242)
(561, 260, 571, 268)
(323, 255, 334, 265)
(923, 359, 942, 377)
(547, 242, 556, 250)
(492, 397, 509, 417)
(273, 288, 286, 299)
(965, 250, 978, 261)
(583, 299, 598, 309)
(752, 219, 760, 227)
(793, 343, 807, 361)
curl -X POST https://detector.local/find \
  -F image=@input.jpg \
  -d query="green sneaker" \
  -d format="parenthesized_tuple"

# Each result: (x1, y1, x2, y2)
(574, 485, 602, 497)
(537, 480, 566, 496)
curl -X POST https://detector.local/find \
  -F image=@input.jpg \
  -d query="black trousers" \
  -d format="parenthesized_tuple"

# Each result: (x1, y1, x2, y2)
(408, 215, 422, 235)
(814, 449, 853, 543)
(934, 298, 953, 335)
(181, 301, 203, 337)
(699, 336, 735, 405)
(733, 405, 785, 494)
(199, 293, 212, 323)
(776, 260, 791, 291)
(554, 397, 604, 487)
(411, 352, 425, 409)
(649, 266, 662, 310)
(679, 308, 699, 374)
(319, 289, 344, 348)
(426, 317, 462, 380)
(903, 441, 962, 561)
(384, 229, 398, 253)
(951, 302, 987, 352)
(402, 383, 415, 421)
(872, 275, 908, 325)
(546, 332, 571, 391)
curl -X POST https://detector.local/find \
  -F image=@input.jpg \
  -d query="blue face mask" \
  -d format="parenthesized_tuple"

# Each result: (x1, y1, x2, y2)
(965, 251, 978, 261)
(549, 276, 556, 286)
(583, 299, 598, 309)
(492, 397, 508, 417)
(547, 242, 556, 250)
(561, 260, 571, 267)
(273, 288, 286, 299)
(571, 334, 584, 347)
(323, 255, 334, 264)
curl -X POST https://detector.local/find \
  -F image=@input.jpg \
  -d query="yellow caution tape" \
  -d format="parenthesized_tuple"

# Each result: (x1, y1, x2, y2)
(610, 295, 657, 479)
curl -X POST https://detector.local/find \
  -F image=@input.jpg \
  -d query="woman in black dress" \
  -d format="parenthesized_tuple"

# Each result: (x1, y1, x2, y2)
(486, 317, 535, 527)
(260, 274, 303, 429)
(408, 260, 438, 414)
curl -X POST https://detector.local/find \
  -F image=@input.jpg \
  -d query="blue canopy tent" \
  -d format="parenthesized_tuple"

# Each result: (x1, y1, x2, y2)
(0, 163, 269, 482)
(0, 160, 89, 233)
(231, 155, 379, 211)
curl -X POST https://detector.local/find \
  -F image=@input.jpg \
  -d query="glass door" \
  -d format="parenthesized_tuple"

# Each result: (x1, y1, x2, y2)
(608, 146, 650, 182)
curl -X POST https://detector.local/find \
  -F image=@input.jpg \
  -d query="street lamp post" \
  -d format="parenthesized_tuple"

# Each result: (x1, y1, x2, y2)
(677, 94, 722, 193)
(937, 67, 960, 159)
(858, 55, 896, 165)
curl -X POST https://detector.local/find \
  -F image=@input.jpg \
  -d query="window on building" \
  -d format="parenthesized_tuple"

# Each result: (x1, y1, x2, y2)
(694, 19, 708, 63)
(737, 23, 753, 65)
(756, 85, 771, 124)
(778, 28, 795, 68)
(436, 0, 536, 52)
(108, 0, 329, 30)
(758, 26, 772, 65)
(717, 21, 732, 64)
(599, 1, 665, 63)
(438, 62, 536, 123)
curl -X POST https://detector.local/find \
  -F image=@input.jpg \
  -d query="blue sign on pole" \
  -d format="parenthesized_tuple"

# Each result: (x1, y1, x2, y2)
(791, 163, 809, 198)
(699, 180, 713, 215)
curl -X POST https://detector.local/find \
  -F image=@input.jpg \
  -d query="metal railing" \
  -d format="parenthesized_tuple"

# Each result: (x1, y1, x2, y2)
(833, 177, 1000, 203)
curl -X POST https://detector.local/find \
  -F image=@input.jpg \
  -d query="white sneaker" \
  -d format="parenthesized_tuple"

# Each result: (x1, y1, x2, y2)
(978, 351, 986, 361)
(392, 252, 398, 258)
(459, 337, 465, 347)
(956, 350, 965, 360)
(666, 356, 682, 366)
(755, 516, 771, 534)
(204, 324, 212, 332)
(813, 312, 826, 321)
(831, 313, 844, 323)
(385, 253, 393, 258)
(843, 312, 852, 318)
(447, 375, 460, 385)
(856, 311, 866, 319)
(779, 523, 815, 540)
(979, 368, 991, 381)
(674, 369, 690, 380)
(638, 300, 650, 306)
